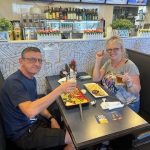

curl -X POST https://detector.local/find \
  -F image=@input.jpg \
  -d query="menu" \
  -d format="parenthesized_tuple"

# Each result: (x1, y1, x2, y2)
(106, 0, 127, 4)
(81, 0, 105, 3)
(128, 0, 147, 5)
(54, 0, 80, 2)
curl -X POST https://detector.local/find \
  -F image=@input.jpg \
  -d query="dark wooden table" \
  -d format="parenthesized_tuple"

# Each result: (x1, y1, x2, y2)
(46, 75, 149, 150)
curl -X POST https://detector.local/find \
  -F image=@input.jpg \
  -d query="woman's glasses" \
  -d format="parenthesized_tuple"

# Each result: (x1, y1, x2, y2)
(22, 57, 43, 64)
(106, 48, 120, 53)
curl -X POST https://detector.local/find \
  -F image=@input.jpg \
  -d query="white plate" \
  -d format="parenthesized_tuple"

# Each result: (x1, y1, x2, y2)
(84, 83, 108, 98)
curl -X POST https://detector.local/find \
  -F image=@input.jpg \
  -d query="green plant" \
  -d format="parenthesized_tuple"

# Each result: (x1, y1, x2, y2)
(111, 19, 133, 30)
(0, 18, 12, 31)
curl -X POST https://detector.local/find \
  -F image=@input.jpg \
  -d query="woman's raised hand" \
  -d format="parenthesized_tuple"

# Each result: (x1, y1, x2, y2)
(96, 50, 105, 61)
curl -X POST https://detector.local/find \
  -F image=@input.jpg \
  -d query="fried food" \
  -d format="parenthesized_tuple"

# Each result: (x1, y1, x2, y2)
(84, 83, 108, 97)
(61, 88, 89, 106)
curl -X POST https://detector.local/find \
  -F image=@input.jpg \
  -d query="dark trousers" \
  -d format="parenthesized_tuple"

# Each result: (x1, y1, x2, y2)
(14, 116, 65, 150)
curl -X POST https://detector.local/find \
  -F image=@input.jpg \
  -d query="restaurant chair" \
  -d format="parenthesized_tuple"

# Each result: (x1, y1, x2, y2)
(0, 70, 23, 150)
(127, 49, 150, 122)
(0, 111, 6, 150)
(0, 70, 4, 92)
(126, 49, 150, 150)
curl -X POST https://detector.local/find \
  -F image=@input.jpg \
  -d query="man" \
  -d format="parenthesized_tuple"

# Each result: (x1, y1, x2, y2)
(0, 47, 76, 150)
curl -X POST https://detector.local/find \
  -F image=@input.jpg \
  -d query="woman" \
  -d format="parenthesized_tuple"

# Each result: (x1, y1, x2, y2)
(93, 35, 141, 112)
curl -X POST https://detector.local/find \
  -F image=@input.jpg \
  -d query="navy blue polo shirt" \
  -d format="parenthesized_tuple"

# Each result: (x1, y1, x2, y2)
(0, 70, 38, 141)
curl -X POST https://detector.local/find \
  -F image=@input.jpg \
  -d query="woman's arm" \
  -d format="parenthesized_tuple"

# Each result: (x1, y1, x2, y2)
(122, 73, 141, 94)
(93, 51, 106, 82)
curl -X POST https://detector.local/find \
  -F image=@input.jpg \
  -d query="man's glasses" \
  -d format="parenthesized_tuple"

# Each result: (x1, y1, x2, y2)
(22, 57, 43, 64)
(106, 48, 120, 53)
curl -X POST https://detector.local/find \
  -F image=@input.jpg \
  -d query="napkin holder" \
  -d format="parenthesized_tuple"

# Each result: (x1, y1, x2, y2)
(60, 64, 70, 78)
(60, 70, 67, 78)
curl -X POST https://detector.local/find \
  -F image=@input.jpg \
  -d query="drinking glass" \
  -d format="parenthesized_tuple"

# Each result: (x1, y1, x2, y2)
(116, 74, 123, 84)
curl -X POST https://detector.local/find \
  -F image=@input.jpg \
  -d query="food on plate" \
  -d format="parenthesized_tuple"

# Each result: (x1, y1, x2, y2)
(61, 88, 89, 106)
(84, 83, 108, 97)
(92, 90, 99, 95)
(81, 89, 86, 94)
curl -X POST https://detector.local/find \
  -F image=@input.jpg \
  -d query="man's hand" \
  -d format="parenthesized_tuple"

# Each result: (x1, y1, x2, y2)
(59, 80, 76, 93)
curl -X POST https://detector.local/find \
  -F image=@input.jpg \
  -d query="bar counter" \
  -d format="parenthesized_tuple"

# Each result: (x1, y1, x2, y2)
(0, 37, 150, 94)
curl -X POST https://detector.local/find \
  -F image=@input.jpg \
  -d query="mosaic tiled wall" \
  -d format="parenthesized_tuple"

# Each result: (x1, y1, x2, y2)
(124, 37, 150, 54)
(0, 37, 149, 94)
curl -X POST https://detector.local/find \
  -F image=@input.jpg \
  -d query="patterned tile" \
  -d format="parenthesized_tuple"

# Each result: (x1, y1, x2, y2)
(0, 38, 149, 94)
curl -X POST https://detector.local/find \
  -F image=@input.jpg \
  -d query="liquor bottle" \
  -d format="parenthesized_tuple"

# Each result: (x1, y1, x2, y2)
(72, 8, 76, 20)
(86, 9, 89, 20)
(48, 7, 52, 20)
(45, 6, 49, 19)
(82, 9, 86, 21)
(70, 7, 73, 20)
(90, 9, 93, 20)
(52, 7, 55, 19)
(79, 9, 83, 21)
(13, 21, 22, 40)
(78, 9, 82, 21)
(64, 8, 68, 20)
(55, 7, 60, 20)
(67, 7, 71, 20)
(59, 7, 63, 20)
(76, 9, 79, 21)
(91, 9, 95, 21)
(94, 9, 98, 21)
(101, 18, 105, 36)
(62, 8, 65, 20)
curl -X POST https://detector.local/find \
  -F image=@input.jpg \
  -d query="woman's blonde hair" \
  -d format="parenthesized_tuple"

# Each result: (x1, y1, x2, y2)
(106, 35, 128, 58)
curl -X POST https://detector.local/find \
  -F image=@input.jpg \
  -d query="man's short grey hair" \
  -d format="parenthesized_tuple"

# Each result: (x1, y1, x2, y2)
(21, 47, 41, 58)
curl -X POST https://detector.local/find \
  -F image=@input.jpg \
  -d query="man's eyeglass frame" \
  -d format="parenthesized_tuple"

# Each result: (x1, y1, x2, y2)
(22, 57, 43, 64)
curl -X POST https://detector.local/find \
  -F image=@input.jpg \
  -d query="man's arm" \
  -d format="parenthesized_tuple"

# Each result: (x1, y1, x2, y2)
(40, 109, 52, 119)
(40, 109, 60, 128)
(18, 81, 76, 119)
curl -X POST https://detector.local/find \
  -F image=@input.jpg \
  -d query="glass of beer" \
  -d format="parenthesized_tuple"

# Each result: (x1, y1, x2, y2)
(116, 74, 123, 85)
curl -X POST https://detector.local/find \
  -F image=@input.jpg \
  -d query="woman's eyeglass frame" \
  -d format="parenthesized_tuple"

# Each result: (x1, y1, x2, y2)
(106, 48, 120, 53)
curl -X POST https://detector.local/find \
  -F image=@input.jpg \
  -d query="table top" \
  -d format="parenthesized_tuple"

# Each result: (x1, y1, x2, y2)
(46, 75, 149, 150)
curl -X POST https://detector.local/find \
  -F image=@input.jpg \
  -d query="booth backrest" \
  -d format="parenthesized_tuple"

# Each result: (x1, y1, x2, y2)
(0, 70, 4, 92)
(127, 49, 150, 120)
(0, 70, 6, 150)
(0, 112, 6, 150)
